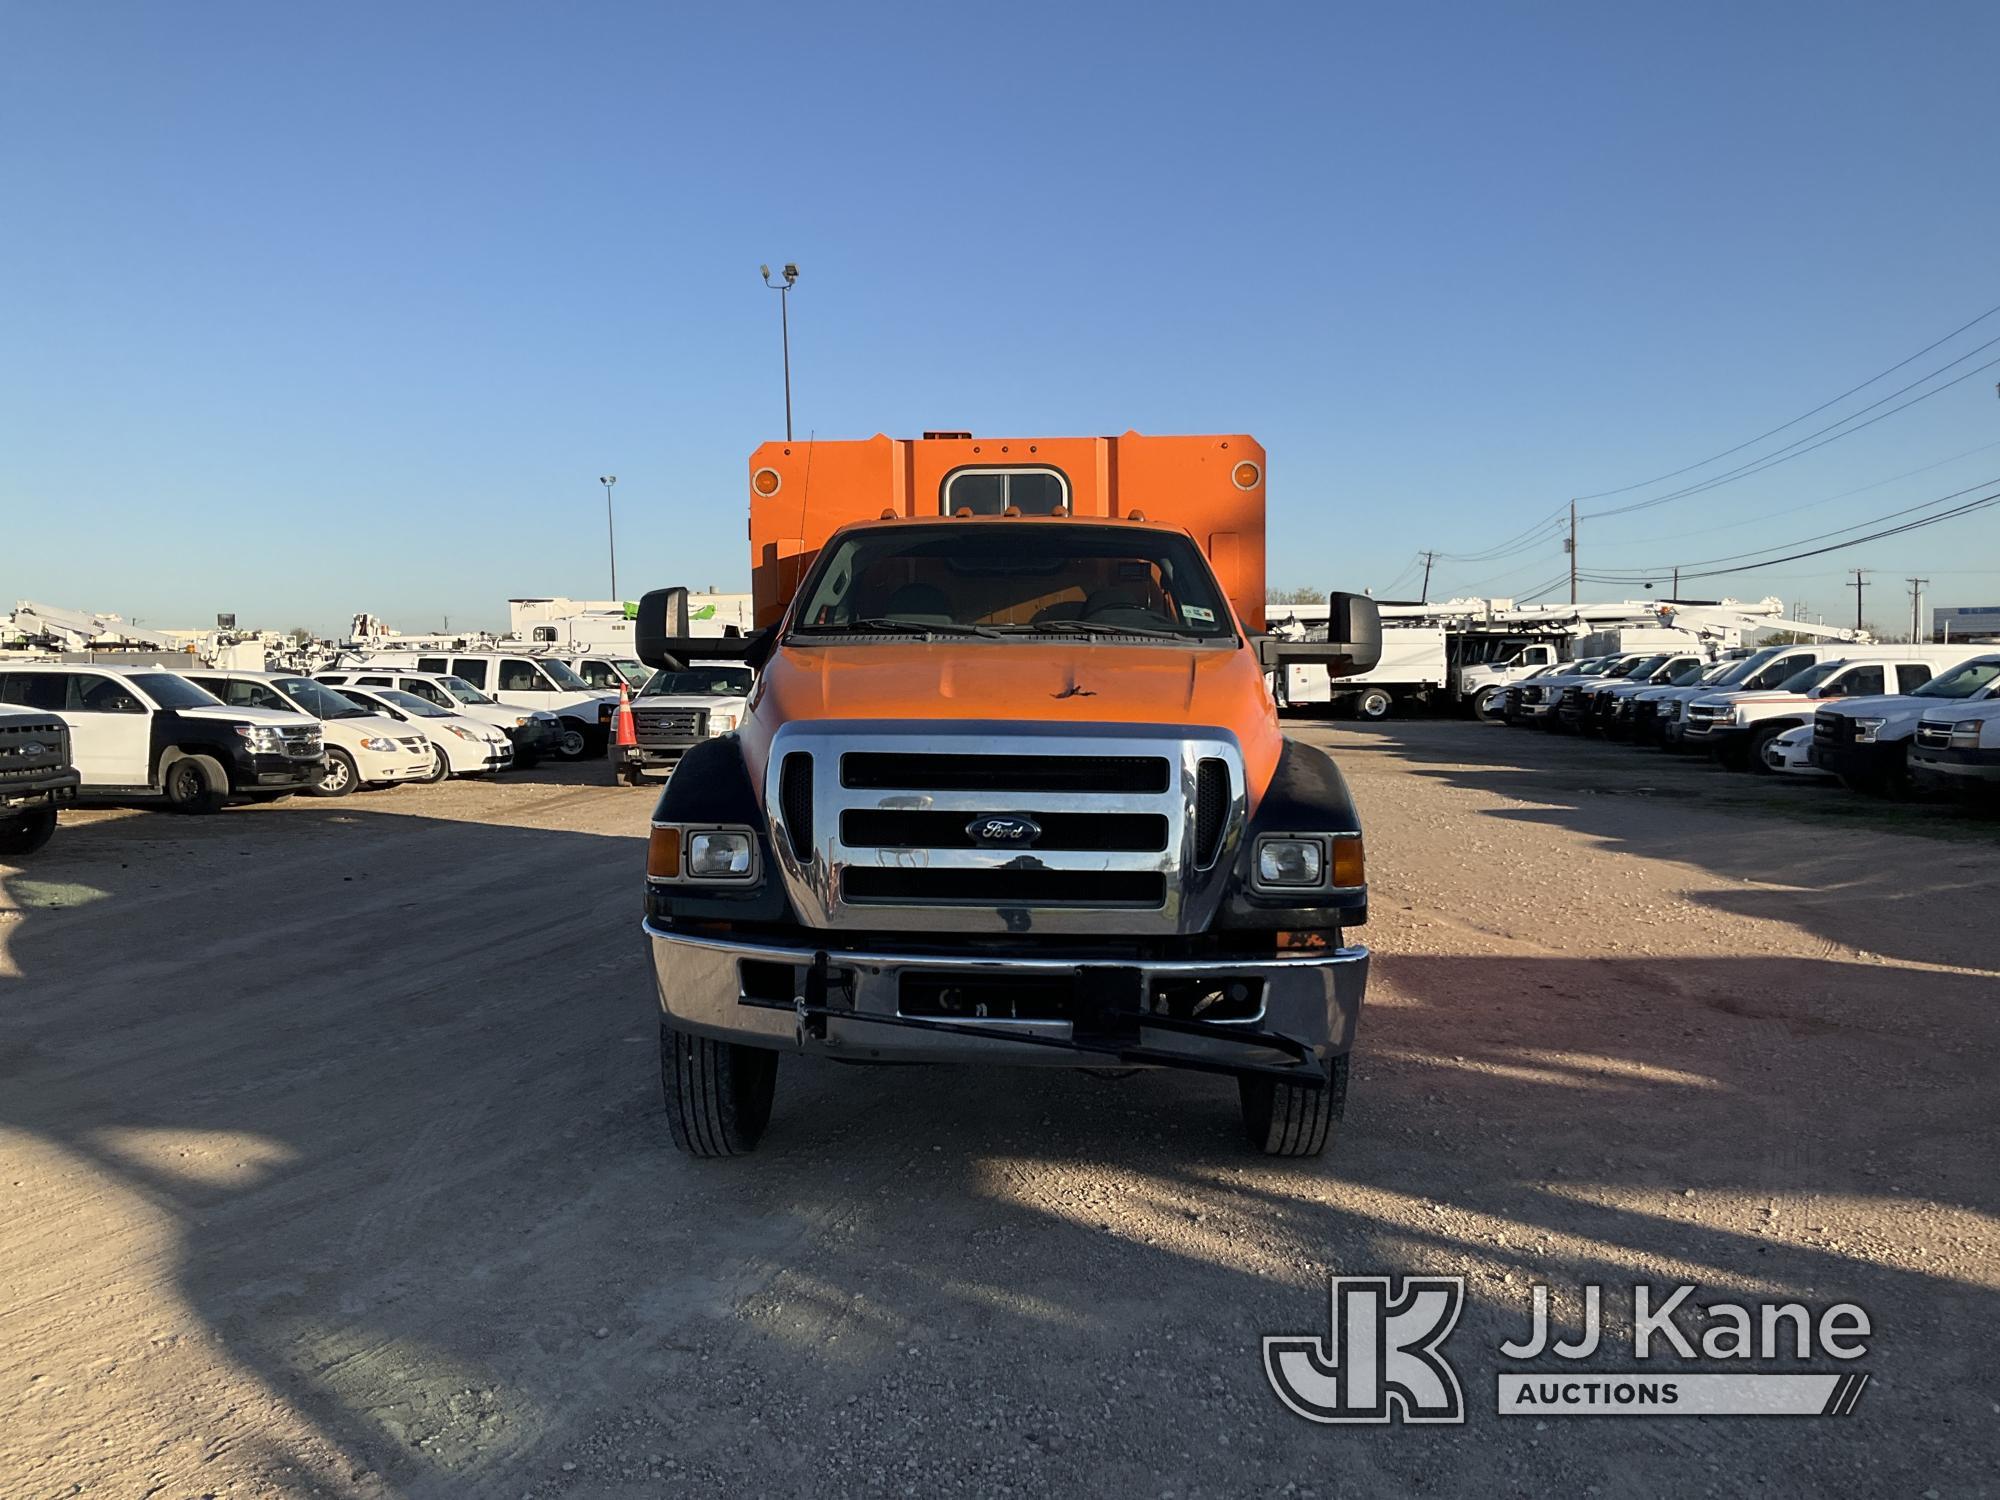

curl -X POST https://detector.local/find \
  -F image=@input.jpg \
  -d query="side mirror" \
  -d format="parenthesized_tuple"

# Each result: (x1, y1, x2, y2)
(1254, 591, 1382, 676)
(636, 587, 691, 669)
(639, 585, 768, 671)
(1323, 590, 1382, 675)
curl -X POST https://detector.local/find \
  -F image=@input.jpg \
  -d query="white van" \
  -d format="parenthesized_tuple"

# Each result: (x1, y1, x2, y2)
(355, 651, 618, 759)
(183, 669, 435, 796)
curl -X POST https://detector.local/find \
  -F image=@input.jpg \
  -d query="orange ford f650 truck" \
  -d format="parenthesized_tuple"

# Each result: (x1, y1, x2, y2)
(636, 431, 1381, 1157)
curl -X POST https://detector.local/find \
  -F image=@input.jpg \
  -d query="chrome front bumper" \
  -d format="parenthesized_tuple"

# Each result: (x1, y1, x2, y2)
(644, 922, 1368, 1078)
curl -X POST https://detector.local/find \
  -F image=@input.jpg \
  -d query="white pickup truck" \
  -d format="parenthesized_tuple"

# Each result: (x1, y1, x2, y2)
(0, 705, 80, 855)
(1910, 690, 2000, 797)
(1815, 653, 2000, 795)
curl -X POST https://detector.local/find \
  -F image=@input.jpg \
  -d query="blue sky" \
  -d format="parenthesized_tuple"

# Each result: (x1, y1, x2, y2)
(4, 1, 1997, 636)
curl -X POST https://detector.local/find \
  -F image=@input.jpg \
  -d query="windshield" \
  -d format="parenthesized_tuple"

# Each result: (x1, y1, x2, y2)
(373, 688, 450, 717)
(1913, 658, 2000, 700)
(613, 660, 652, 687)
(129, 672, 221, 709)
(541, 659, 593, 691)
(1666, 662, 1713, 687)
(440, 675, 495, 705)
(642, 667, 756, 697)
(1623, 654, 1670, 680)
(1781, 661, 1845, 693)
(791, 523, 1236, 642)
(274, 675, 371, 719)
(1708, 646, 1783, 689)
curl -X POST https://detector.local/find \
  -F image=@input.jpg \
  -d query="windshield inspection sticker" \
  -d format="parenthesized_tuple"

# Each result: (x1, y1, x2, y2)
(1265, 1277, 1872, 1424)
(1181, 605, 1216, 624)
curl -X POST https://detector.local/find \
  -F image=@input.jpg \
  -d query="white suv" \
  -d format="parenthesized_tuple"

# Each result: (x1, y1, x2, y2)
(183, 670, 434, 797)
(314, 668, 561, 767)
(356, 651, 617, 759)
(0, 664, 322, 812)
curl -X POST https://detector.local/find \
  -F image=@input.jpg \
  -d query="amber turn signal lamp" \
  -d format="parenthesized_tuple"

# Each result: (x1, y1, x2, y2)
(647, 825, 682, 880)
(1231, 460, 1262, 490)
(752, 467, 782, 496)
(1330, 835, 1364, 888)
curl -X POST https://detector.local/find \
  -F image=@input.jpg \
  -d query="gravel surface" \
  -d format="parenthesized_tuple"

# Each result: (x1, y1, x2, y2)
(1, 723, 1994, 1498)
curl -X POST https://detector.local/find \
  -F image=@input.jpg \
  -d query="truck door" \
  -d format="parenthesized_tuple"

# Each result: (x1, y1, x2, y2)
(65, 672, 154, 786)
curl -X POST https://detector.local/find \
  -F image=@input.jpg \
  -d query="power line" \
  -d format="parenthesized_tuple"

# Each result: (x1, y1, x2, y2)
(1584, 343, 2000, 520)
(1574, 299, 2000, 502)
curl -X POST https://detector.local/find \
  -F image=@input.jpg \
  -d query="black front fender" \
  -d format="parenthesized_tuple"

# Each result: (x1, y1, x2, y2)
(1218, 739, 1367, 931)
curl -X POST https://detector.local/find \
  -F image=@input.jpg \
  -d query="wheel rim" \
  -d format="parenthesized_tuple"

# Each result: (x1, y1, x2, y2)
(428, 747, 448, 781)
(557, 729, 585, 758)
(173, 764, 203, 800)
(321, 758, 350, 792)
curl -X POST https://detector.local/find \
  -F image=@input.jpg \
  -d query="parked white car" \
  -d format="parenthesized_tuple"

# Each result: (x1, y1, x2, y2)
(328, 685, 514, 779)
(1761, 723, 1832, 779)
(354, 650, 617, 759)
(313, 668, 561, 766)
(182, 670, 434, 797)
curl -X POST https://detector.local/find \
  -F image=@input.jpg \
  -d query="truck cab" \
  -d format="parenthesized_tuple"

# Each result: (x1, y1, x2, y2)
(638, 431, 1381, 1159)
(1457, 640, 1563, 716)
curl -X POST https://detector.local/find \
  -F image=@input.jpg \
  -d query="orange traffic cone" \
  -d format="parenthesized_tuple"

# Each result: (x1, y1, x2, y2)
(612, 681, 640, 785)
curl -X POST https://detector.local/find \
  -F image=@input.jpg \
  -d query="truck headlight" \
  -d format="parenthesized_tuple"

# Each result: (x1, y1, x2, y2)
(709, 711, 739, 735)
(1852, 717, 1887, 744)
(1950, 719, 1985, 747)
(687, 829, 755, 879)
(1256, 837, 1323, 887)
(233, 725, 282, 752)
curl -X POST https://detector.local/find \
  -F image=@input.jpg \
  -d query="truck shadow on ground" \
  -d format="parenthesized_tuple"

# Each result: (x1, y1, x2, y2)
(1, 804, 1994, 1497)
(1319, 719, 2000, 975)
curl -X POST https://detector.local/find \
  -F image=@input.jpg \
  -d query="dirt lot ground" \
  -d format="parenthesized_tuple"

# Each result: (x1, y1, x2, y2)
(2, 722, 1996, 1499)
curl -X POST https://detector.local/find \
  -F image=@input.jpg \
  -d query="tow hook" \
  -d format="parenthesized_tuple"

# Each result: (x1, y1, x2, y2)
(795, 950, 832, 1044)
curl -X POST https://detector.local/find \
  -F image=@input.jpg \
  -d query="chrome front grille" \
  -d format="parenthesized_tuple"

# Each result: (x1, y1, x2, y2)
(280, 727, 322, 758)
(637, 705, 706, 740)
(765, 724, 1247, 935)
(1915, 721, 1952, 751)
(0, 719, 68, 778)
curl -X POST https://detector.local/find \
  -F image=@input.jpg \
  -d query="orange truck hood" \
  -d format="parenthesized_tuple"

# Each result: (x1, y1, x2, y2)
(745, 641, 1284, 809)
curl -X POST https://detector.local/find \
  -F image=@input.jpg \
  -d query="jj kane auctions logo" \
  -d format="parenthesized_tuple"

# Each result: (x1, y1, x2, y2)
(1266, 1277, 1872, 1423)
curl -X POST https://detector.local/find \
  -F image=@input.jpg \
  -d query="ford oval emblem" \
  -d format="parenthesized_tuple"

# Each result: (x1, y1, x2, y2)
(967, 814, 1042, 846)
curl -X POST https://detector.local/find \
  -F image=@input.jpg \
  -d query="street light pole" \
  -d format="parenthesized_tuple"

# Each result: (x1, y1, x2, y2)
(600, 475, 618, 601)
(760, 262, 800, 440)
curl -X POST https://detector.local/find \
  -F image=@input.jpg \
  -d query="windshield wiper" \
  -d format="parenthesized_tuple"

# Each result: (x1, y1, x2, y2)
(806, 617, 1008, 639)
(1005, 619, 1196, 641)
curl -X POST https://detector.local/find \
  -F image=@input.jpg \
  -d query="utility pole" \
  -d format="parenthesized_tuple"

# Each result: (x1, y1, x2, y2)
(1670, 566, 1679, 600)
(760, 262, 800, 440)
(1567, 500, 1577, 605)
(1850, 568, 1868, 633)
(1419, 550, 1435, 603)
(600, 475, 618, 600)
(1907, 577, 1929, 643)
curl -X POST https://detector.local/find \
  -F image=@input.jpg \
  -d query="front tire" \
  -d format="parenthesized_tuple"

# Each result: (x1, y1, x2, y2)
(162, 754, 228, 814)
(1746, 723, 1787, 775)
(312, 748, 359, 798)
(1240, 1054, 1348, 1157)
(661, 1023, 779, 1156)
(0, 804, 58, 856)
(420, 744, 450, 783)
(553, 723, 589, 761)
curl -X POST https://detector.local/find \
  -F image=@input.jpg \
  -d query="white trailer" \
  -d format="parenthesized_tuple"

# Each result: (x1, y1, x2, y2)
(1275, 627, 1448, 719)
